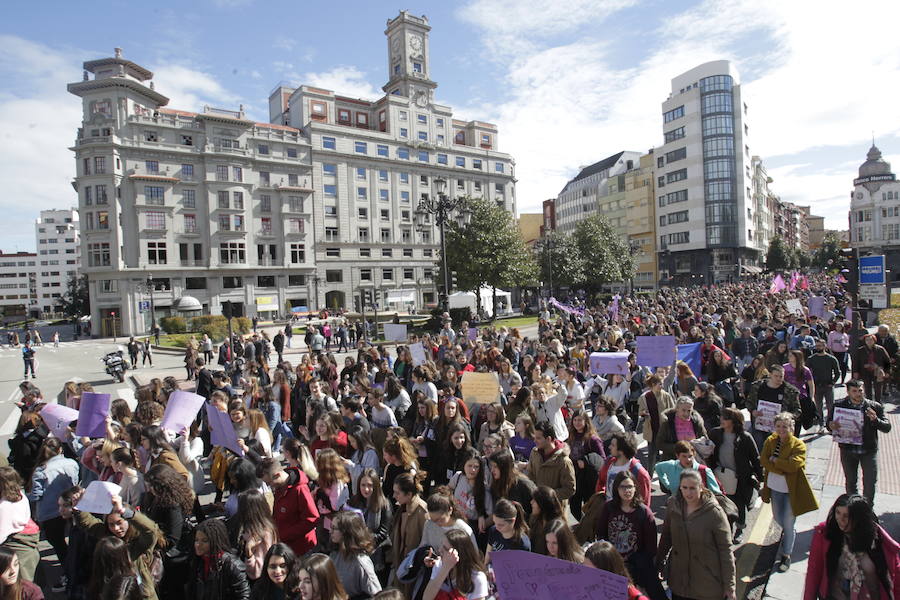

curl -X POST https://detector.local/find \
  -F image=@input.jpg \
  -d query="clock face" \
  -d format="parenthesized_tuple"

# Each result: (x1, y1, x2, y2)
(409, 35, 422, 53)
(415, 92, 428, 107)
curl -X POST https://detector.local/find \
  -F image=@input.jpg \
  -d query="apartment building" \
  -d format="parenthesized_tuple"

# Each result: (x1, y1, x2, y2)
(35, 208, 80, 315)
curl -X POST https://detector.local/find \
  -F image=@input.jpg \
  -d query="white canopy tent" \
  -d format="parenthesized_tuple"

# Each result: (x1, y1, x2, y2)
(448, 288, 512, 318)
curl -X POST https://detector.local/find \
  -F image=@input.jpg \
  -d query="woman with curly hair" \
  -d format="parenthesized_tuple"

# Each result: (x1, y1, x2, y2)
(314, 449, 350, 550)
(187, 518, 250, 600)
(329, 511, 381, 599)
(144, 463, 195, 599)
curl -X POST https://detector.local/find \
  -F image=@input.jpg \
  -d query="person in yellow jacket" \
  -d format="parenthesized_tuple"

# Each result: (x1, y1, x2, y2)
(760, 412, 818, 573)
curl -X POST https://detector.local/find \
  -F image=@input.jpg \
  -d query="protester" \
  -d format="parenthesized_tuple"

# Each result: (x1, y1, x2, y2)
(187, 518, 250, 600)
(422, 528, 488, 600)
(329, 511, 382, 599)
(526, 421, 575, 510)
(250, 543, 296, 600)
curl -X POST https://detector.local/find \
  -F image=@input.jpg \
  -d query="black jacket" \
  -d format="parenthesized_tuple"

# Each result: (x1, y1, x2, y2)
(829, 398, 892, 453)
(707, 427, 762, 507)
(196, 368, 214, 400)
(273, 333, 285, 353)
(8, 425, 48, 480)
(358, 501, 393, 571)
(188, 551, 250, 600)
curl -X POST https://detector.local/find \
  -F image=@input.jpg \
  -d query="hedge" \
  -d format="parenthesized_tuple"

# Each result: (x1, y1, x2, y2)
(159, 316, 186, 334)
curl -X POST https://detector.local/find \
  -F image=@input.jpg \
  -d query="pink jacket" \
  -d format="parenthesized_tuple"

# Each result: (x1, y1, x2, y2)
(804, 522, 900, 600)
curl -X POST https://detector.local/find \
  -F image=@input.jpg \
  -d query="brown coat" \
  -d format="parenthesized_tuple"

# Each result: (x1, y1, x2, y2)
(657, 493, 735, 600)
(151, 448, 190, 480)
(526, 442, 576, 502)
(638, 389, 676, 442)
(390, 495, 427, 567)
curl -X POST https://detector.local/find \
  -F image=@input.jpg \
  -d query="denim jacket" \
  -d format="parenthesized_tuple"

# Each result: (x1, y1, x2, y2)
(28, 454, 80, 522)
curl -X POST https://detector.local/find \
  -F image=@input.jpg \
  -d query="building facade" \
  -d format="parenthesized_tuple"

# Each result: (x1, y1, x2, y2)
(35, 208, 80, 315)
(68, 49, 314, 337)
(517, 214, 543, 248)
(268, 11, 515, 311)
(654, 61, 762, 285)
(540, 198, 556, 237)
(554, 151, 642, 234)
(624, 152, 658, 289)
(0, 252, 38, 321)
(849, 144, 900, 282)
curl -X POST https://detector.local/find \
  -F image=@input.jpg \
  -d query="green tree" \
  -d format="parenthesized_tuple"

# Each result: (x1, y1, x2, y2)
(535, 230, 585, 293)
(765, 236, 791, 272)
(56, 274, 90, 316)
(813, 231, 842, 271)
(445, 197, 538, 316)
(571, 214, 636, 291)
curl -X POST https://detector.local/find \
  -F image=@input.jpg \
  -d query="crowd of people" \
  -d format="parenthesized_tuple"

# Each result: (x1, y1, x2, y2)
(2, 275, 899, 600)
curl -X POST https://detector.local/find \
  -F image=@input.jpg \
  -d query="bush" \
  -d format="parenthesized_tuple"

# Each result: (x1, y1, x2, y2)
(190, 315, 228, 330)
(234, 316, 251, 334)
(160, 316, 186, 334)
(195, 323, 228, 343)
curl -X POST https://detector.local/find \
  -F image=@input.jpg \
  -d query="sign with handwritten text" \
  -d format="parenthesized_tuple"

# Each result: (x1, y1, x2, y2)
(491, 550, 627, 600)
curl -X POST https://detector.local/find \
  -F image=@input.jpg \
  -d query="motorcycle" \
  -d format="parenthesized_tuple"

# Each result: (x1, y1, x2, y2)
(102, 350, 129, 383)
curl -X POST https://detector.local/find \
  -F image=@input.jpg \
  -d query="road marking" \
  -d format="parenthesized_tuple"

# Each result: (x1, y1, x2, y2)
(0, 387, 23, 438)
(736, 500, 773, 597)
(117, 388, 137, 410)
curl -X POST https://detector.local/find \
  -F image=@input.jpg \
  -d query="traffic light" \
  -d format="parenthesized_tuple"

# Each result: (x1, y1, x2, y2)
(222, 301, 232, 319)
(361, 289, 372, 307)
(839, 248, 859, 295)
(450, 271, 458, 291)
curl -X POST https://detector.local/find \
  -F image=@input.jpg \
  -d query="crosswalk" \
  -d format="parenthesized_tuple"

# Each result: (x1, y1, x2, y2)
(0, 340, 123, 355)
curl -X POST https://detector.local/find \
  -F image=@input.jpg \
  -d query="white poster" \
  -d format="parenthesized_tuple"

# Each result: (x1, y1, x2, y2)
(832, 407, 864, 445)
(755, 400, 781, 432)
(76, 481, 122, 514)
(383, 323, 408, 342)
(785, 299, 804, 317)
(409, 342, 427, 366)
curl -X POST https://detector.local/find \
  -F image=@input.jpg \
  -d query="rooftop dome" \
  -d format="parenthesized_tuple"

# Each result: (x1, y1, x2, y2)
(859, 144, 893, 179)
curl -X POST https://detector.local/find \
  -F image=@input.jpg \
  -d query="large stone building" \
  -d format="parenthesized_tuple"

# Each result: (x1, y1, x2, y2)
(654, 61, 763, 285)
(0, 252, 38, 321)
(68, 49, 314, 336)
(35, 208, 80, 315)
(268, 11, 515, 311)
(554, 151, 643, 234)
(849, 144, 900, 282)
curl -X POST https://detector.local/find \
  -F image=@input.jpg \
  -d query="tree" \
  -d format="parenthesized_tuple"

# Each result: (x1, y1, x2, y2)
(535, 230, 584, 293)
(56, 274, 90, 316)
(765, 236, 791, 272)
(813, 231, 842, 271)
(571, 214, 636, 291)
(444, 197, 538, 316)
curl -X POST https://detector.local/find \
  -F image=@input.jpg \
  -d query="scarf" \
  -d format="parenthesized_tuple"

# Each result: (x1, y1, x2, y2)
(201, 552, 224, 580)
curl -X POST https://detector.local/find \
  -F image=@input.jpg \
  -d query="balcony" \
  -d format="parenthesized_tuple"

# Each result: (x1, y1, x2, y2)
(179, 259, 206, 267)
(256, 228, 275, 238)
(76, 136, 111, 146)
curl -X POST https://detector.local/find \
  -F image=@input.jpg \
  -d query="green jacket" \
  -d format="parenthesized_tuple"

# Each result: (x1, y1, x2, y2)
(76, 506, 161, 600)
(746, 378, 801, 421)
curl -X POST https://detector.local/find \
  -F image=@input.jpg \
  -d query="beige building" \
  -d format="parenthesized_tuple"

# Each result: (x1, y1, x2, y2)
(624, 152, 658, 289)
(517, 213, 543, 248)
(807, 215, 825, 249)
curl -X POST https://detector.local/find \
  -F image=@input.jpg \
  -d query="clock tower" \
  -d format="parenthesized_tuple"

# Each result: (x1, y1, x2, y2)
(383, 11, 437, 105)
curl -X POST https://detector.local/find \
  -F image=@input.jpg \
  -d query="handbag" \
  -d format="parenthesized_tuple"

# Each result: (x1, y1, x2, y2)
(150, 549, 165, 584)
(690, 436, 715, 460)
(714, 466, 739, 495)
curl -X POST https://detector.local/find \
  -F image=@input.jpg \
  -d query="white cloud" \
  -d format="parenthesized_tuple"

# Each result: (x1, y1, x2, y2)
(456, 0, 900, 229)
(152, 64, 242, 112)
(288, 66, 382, 101)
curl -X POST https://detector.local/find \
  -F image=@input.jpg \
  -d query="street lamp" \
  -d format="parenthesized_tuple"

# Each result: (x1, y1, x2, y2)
(415, 177, 472, 312)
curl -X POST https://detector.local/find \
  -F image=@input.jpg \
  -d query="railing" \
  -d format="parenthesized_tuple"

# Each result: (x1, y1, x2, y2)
(77, 136, 111, 145)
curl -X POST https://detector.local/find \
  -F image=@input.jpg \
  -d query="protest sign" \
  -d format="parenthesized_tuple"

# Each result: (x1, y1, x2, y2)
(589, 351, 630, 376)
(161, 391, 205, 434)
(808, 296, 826, 319)
(75, 392, 111, 438)
(755, 400, 781, 432)
(491, 550, 628, 600)
(460, 372, 501, 404)
(468, 327, 478, 341)
(383, 323, 408, 342)
(76, 481, 121, 514)
(40, 403, 79, 440)
(636, 336, 676, 368)
(205, 404, 244, 456)
(409, 342, 427, 366)
(832, 406, 864, 445)
(785, 298, 804, 317)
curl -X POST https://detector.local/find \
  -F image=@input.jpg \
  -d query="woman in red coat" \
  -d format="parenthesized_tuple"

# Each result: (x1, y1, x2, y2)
(804, 493, 899, 600)
(261, 458, 319, 556)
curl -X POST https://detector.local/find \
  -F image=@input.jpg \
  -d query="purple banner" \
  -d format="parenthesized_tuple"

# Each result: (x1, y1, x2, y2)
(205, 403, 244, 456)
(75, 392, 111, 438)
(636, 336, 676, 368)
(807, 296, 826, 319)
(549, 297, 584, 316)
(467, 327, 478, 341)
(161, 391, 205, 435)
(491, 549, 628, 600)
(589, 351, 630, 375)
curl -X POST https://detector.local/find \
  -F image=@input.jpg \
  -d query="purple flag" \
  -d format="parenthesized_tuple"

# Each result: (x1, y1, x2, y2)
(491, 549, 628, 600)
(769, 274, 786, 294)
(808, 296, 826, 319)
(205, 404, 244, 456)
(75, 392, 111, 438)
(549, 297, 584, 316)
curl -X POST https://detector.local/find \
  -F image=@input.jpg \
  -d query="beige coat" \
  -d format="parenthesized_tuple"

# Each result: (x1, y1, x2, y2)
(638, 389, 676, 442)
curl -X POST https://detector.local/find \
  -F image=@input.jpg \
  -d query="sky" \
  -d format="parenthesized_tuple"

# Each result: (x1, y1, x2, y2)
(2, 0, 899, 253)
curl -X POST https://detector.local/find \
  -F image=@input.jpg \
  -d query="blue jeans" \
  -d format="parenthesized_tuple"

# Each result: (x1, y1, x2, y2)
(770, 490, 795, 557)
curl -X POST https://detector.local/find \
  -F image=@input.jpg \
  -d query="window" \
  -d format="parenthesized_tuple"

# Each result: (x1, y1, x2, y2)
(323, 163, 337, 176)
(289, 196, 304, 212)
(402, 248, 413, 258)
(706, 203, 735, 223)
(353, 167, 365, 181)
(412, 62, 422, 73)
(95, 185, 108, 204)
(288, 274, 306, 286)
(481, 134, 491, 146)
(699, 75, 734, 92)
(472, 159, 482, 170)
(233, 191, 244, 209)
(382, 268, 394, 281)
(380, 190, 389, 202)
(358, 227, 370, 242)
(437, 134, 444, 144)
(661, 210, 689, 225)
(403, 268, 414, 280)
(398, 148, 409, 160)
(338, 109, 351, 124)
(659, 190, 688, 207)
(417, 114, 427, 124)
(702, 115, 734, 136)
(232, 166, 242, 182)
(378, 170, 388, 182)
(220, 242, 245, 264)
(882, 224, 899, 240)
(144, 130, 158, 142)
(287, 147, 298, 158)
(257, 144, 269, 155)
(454, 131, 465, 144)
(145, 211, 165, 230)
(360, 268, 372, 282)
(326, 248, 340, 257)
(357, 187, 367, 200)
(324, 206, 338, 217)
(218, 214, 231, 231)
(87, 243, 110, 267)
(288, 218, 304, 234)
(665, 148, 687, 163)
(380, 228, 391, 243)
(217, 191, 230, 209)
(324, 226, 338, 241)
(702, 92, 733, 114)
(260, 195, 271, 212)
(355, 142, 367, 154)
(420, 175, 429, 185)
(216, 165, 229, 181)
(84, 186, 92, 205)
(400, 191, 410, 203)
(703, 137, 734, 158)
(222, 276, 243, 289)
(260, 217, 272, 234)
(473, 182, 481, 192)
(455, 157, 465, 168)
(144, 186, 164, 205)
(181, 164, 194, 181)
(418, 131, 428, 141)
(495, 162, 504, 173)
(260, 171, 271, 186)
(325, 270, 343, 283)
(666, 169, 688, 183)
(437, 154, 448, 165)
(359, 248, 371, 257)
(83, 158, 91, 175)
(145, 160, 159, 174)
(663, 106, 684, 123)
(401, 228, 412, 243)
(358, 207, 369, 219)
(418, 151, 429, 162)
(495, 183, 504, 195)
(399, 172, 409, 184)
(664, 127, 685, 143)
(379, 208, 390, 221)
(399, 111, 408, 121)
(97, 211, 109, 230)
(290, 243, 305, 263)
(705, 181, 734, 202)
(147, 242, 167, 264)
(184, 214, 197, 233)
(377, 144, 388, 157)
(423, 248, 433, 257)
(322, 136, 336, 150)
(94, 156, 106, 174)
(703, 159, 733, 180)
(324, 184, 337, 197)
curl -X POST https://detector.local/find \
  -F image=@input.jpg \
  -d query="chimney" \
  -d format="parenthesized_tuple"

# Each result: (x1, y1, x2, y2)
(114, 47, 123, 59)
